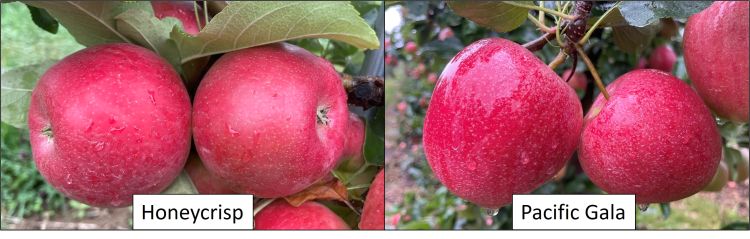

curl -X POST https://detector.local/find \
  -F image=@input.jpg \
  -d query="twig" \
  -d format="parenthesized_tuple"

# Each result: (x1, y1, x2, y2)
(523, 31, 557, 52)
(579, 1, 621, 45)
(341, 73, 384, 110)
(548, 51, 567, 70)
(503, 1, 574, 20)
(527, 14, 555, 33)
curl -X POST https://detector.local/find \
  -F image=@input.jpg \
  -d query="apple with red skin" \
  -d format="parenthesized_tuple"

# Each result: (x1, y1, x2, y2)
(423, 38, 582, 208)
(562, 69, 587, 93)
(579, 69, 721, 203)
(648, 44, 677, 73)
(359, 169, 385, 229)
(684, 1, 749, 122)
(151, 1, 207, 36)
(192, 43, 348, 198)
(28, 43, 191, 207)
(635, 57, 648, 70)
(255, 200, 349, 230)
(185, 153, 235, 194)
(385, 54, 397, 66)
(404, 41, 417, 54)
(427, 73, 438, 84)
(337, 113, 365, 171)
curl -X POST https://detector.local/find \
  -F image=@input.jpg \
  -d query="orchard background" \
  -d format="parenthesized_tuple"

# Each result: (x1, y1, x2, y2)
(0, 1, 384, 229)
(383, 1, 749, 230)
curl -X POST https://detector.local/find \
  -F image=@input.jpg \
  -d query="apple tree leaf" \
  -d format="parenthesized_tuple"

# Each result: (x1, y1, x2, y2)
(448, 1, 532, 33)
(284, 178, 349, 207)
(0, 60, 57, 129)
(364, 106, 384, 166)
(617, 1, 712, 27)
(161, 170, 199, 195)
(23, 1, 147, 46)
(171, 1, 380, 63)
(114, 7, 182, 70)
(26, 5, 59, 34)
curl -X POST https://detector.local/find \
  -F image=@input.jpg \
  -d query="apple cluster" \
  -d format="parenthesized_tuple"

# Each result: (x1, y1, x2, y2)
(423, 1, 748, 209)
(26, 2, 382, 230)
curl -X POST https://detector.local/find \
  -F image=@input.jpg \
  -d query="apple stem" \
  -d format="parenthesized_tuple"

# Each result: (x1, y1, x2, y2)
(548, 51, 567, 70)
(340, 73, 384, 110)
(575, 44, 610, 100)
(253, 198, 276, 216)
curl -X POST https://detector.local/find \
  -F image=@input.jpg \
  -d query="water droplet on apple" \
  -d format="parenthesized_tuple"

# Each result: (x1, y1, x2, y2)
(638, 203, 649, 212)
(65, 174, 73, 185)
(484, 208, 500, 216)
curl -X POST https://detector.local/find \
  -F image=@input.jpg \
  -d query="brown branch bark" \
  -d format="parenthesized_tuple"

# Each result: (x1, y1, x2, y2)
(523, 31, 557, 52)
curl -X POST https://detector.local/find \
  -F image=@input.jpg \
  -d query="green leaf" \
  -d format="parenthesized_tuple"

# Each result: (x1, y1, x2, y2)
(23, 1, 146, 46)
(26, 5, 58, 34)
(1, 60, 57, 129)
(612, 22, 659, 53)
(448, 1, 531, 33)
(363, 106, 384, 166)
(658, 203, 670, 219)
(171, 1, 380, 63)
(161, 170, 198, 194)
(400, 220, 431, 229)
(721, 222, 750, 230)
(617, 1, 712, 27)
(114, 7, 182, 69)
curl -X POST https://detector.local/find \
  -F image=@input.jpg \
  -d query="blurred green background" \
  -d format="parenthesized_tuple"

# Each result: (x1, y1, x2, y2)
(383, 1, 749, 230)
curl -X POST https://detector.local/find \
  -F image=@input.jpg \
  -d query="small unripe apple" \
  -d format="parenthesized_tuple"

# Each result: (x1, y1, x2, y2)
(648, 44, 677, 73)
(337, 113, 365, 171)
(28, 43, 191, 207)
(254, 200, 349, 230)
(404, 41, 417, 54)
(703, 161, 728, 192)
(151, 1, 207, 36)
(185, 153, 235, 194)
(192, 43, 348, 198)
(423, 38, 582, 208)
(579, 69, 722, 203)
(438, 27, 454, 41)
(562, 69, 587, 93)
(684, 1, 749, 122)
(734, 147, 749, 182)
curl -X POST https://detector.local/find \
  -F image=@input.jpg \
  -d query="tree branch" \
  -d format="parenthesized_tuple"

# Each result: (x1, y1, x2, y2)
(523, 31, 557, 52)
(341, 73, 384, 110)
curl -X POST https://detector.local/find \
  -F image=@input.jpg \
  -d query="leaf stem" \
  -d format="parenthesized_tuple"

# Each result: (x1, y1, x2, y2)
(344, 163, 371, 185)
(253, 198, 276, 216)
(193, 2, 202, 31)
(579, 1, 621, 45)
(347, 183, 372, 190)
(203, 1, 209, 27)
(527, 14, 554, 33)
(538, 1, 545, 24)
(575, 44, 609, 100)
(504, 1, 574, 20)
(548, 51, 567, 70)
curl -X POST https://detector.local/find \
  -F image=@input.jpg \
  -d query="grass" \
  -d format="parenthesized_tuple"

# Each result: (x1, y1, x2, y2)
(636, 193, 748, 229)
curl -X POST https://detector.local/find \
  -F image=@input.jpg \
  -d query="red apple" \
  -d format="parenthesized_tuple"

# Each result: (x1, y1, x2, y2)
(151, 1, 207, 36)
(684, 1, 749, 122)
(579, 69, 722, 203)
(28, 43, 191, 207)
(254, 200, 349, 230)
(337, 113, 365, 171)
(396, 101, 407, 113)
(359, 169, 384, 229)
(404, 41, 417, 54)
(385, 39, 391, 50)
(648, 44, 677, 73)
(438, 27, 454, 41)
(423, 38, 582, 208)
(185, 153, 235, 194)
(562, 69, 587, 93)
(192, 43, 348, 198)
(385, 54, 397, 66)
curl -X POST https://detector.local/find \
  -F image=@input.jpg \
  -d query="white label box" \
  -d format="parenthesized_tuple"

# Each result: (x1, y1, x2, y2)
(512, 194, 635, 230)
(133, 194, 254, 230)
